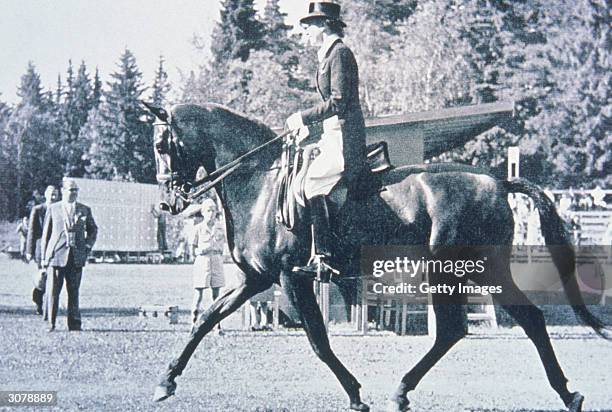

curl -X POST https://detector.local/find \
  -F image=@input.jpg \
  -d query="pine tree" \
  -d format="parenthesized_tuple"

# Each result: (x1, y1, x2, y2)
(211, 0, 266, 65)
(57, 61, 94, 177)
(261, 0, 292, 55)
(150, 56, 171, 106)
(92, 67, 102, 108)
(85, 49, 154, 183)
(3, 64, 62, 219)
(54, 75, 63, 108)
(0, 96, 14, 219)
(17, 62, 44, 108)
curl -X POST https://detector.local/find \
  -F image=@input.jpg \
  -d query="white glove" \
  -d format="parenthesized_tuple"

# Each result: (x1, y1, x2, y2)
(285, 112, 304, 131)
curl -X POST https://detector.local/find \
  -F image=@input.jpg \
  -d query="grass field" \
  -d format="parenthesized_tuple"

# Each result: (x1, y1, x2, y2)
(1, 255, 611, 411)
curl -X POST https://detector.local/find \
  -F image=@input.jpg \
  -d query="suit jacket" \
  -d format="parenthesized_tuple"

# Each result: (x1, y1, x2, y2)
(300, 39, 367, 170)
(41, 202, 98, 268)
(27, 203, 48, 262)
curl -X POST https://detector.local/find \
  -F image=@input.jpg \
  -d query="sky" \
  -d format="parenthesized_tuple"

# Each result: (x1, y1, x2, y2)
(1, 0, 305, 104)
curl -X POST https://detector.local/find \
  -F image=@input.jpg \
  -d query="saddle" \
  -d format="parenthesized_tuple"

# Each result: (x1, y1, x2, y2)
(276, 141, 393, 230)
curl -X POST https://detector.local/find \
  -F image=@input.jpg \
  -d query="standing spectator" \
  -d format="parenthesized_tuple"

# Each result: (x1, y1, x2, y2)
(41, 179, 97, 332)
(26, 185, 59, 316)
(150, 204, 168, 251)
(191, 198, 225, 333)
(16, 216, 29, 257)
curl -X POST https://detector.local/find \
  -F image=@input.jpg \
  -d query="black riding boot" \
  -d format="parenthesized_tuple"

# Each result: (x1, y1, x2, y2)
(292, 196, 338, 277)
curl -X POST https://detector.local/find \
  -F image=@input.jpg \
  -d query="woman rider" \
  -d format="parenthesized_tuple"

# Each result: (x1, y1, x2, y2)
(286, 2, 368, 275)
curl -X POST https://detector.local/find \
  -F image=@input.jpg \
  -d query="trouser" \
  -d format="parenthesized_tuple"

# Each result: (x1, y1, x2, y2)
(48, 253, 83, 330)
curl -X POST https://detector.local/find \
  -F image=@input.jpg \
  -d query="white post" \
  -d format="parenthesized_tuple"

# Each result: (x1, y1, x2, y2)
(508, 146, 520, 180)
(273, 290, 281, 329)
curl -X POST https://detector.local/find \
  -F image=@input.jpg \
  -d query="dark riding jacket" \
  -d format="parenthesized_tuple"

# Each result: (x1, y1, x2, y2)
(300, 38, 367, 178)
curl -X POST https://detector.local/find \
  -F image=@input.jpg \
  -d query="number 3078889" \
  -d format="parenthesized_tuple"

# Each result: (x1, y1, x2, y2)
(1, 391, 57, 406)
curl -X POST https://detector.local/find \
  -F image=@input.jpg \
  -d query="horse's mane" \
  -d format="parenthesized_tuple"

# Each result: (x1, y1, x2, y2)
(170, 103, 276, 143)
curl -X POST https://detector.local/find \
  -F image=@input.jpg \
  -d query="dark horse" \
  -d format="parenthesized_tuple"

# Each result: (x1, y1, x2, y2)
(147, 103, 609, 411)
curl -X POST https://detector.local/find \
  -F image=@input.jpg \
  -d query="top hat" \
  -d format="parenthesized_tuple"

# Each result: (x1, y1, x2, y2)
(300, 2, 346, 27)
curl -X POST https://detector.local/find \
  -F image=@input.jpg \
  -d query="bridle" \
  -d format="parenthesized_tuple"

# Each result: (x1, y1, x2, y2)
(153, 115, 292, 214)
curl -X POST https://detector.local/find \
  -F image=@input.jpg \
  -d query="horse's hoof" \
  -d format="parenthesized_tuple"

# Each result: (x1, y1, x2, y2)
(386, 397, 410, 412)
(349, 401, 370, 411)
(153, 380, 176, 402)
(565, 392, 584, 412)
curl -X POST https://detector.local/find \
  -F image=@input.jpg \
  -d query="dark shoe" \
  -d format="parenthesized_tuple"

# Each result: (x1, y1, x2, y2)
(69, 327, 82, 332)
(48, 326, 56, 332)
(153, 379, 176, 402)
(565, 392, 584, 412)
(32, 288, 43, 315)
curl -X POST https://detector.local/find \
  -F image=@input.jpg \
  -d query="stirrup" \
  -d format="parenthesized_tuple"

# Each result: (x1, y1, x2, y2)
(292, 254, 339, 282)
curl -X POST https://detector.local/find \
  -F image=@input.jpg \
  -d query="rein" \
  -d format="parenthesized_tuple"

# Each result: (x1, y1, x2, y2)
(165, 122, 293, 202)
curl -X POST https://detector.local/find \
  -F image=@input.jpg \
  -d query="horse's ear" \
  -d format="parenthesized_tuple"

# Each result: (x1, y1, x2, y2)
(142, 101, 169, 123)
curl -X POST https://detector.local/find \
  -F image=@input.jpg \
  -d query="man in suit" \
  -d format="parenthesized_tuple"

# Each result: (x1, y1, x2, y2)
(41, 179, 97, 331)
(26, 185, 59, 315)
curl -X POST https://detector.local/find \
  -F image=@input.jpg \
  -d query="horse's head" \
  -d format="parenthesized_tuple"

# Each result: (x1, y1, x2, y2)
(144, 102, 207, 214)
(144, 102, 280, 214)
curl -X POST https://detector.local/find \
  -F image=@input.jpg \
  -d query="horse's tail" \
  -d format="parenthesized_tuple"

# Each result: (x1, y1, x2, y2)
(504, 178, 610, 340)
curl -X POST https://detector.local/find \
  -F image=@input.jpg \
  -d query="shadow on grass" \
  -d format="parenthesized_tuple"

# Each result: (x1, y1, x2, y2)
(81, 328, 182, 333)
(0, 306, 140, 317)
(479, 410, 604, 412)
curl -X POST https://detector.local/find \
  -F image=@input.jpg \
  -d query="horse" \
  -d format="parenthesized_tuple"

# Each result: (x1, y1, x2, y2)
(146, 102, 609, 412)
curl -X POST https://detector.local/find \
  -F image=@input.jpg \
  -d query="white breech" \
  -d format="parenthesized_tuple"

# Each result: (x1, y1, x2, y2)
(304, 115, 345, 200)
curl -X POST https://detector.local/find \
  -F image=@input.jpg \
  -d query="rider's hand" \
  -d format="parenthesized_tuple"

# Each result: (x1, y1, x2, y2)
(285, 112, 304, 131)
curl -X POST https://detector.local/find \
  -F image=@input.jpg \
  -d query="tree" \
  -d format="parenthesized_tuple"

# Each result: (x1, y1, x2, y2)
(0, 96, 14, 219)
(211, 0, 266, 65)
(85, 49, 154, 183)
(150, 56, 171, 106)
(58, 61, 94, 177)
(17, 62, 44, 108)
(2, 64, 62, 219)
(261, 0, 292, 55)
(92, 67, 102, 108)
(525, 0, 611, 187)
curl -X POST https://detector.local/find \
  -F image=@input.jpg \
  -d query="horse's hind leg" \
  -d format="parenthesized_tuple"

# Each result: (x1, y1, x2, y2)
(496, 279, 584, 411)
(153, 280, 270, 402)
(282, 274, 369, 411)
(391, 296, 467, 411)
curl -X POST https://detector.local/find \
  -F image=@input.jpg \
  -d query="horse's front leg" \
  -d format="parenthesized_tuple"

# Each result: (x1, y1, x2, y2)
(153, 280, 270, 401)
(282, 273, 369, 411)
